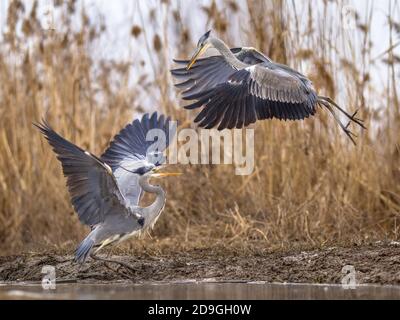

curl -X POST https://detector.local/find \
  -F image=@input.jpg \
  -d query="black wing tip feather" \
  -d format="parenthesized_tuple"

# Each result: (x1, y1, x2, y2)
(172, 58, 189, 65)
(184, 103, 202, 110)
(34, 119, 66, 148)
(34, 119, 87, 154)
(174, 79, 195, 89)
(187, 92, 318, 130)
(33, 119, 52, 135)
(35, 121, 114, 182)
(101, 111, 175, 167)
(141, 111, 172, 130)
(34, 118, 62, 141)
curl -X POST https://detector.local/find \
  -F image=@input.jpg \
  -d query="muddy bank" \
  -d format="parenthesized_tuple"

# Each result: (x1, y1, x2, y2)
(1, 243, 400, 284)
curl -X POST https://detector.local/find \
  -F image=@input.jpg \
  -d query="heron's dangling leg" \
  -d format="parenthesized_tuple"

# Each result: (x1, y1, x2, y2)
(90, 252, 136, 273)
(77, 261, 86, 273)
(89, 236, 136, 272)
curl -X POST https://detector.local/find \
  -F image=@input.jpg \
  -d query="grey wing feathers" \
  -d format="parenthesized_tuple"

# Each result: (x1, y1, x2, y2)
(190, 67, 317, 130)
(101, 112, 173, 169)
(35, 121, 128, 227)
(249, 64, 313, 104)
(171, 47, 269, 106)
(172, 48, 318, 130)
(101, 112, 175, 206)
(171, 56, 237, 103)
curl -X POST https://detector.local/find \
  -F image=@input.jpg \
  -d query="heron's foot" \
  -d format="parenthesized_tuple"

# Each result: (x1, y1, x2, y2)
(90, 253, 136, 273)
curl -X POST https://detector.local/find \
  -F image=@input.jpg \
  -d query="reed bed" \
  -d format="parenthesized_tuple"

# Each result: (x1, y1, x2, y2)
(0, 0, 399, 255)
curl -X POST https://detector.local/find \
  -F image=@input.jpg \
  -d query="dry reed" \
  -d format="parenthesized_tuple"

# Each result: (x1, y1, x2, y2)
(0, 0, 399, 255)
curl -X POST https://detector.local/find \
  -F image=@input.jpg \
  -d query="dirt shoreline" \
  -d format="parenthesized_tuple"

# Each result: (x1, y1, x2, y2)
(1, 243, 400, 285)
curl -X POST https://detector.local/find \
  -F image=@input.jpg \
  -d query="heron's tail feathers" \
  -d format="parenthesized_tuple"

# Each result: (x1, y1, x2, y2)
(75, 235, 95, 264)
(317, 96, 366, 145)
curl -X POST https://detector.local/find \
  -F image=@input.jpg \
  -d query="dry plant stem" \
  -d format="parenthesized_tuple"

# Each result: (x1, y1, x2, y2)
(0, 1, 399, 255)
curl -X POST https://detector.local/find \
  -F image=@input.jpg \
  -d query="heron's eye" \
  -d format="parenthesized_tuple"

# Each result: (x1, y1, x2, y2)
(134, 167, 147, 175)
(197, 35, 206, 47)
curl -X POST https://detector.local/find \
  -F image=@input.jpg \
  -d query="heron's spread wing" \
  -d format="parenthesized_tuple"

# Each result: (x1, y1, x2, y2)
(101, 112, 174, 206)
(171, 56, 237, 103)
(171, 47, 270, 105)
(36, 121, 128, 227)
(101, 112, 173, 169)
(248, 64, 316, 104)
(176, 60, 318, 129)
(173, 46, 364, 142)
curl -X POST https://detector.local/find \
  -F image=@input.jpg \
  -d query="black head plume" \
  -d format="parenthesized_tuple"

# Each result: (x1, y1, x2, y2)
(120, 164, 155, 175)
(197, 30, 212, 46)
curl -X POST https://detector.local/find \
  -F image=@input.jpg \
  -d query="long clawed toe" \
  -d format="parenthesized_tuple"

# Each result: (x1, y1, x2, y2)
(317, 97, 366, 145)
(348, 110, 366, 129)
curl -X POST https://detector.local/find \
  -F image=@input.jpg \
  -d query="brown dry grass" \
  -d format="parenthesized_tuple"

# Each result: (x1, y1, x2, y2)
(0, 0, 400, 256)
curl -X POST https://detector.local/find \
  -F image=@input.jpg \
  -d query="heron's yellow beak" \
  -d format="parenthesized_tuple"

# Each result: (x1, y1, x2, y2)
(187, 44, 210, 70)
(152, 172, 182, 178)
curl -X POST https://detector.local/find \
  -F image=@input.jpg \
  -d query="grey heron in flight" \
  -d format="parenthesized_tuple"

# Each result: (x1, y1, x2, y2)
(35, 112, 179, 264)
(171, 30, 365, 144)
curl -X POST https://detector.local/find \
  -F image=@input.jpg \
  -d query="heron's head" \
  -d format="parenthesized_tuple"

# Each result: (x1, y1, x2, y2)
(122, 163, 181, 179)
(121, 163, 155, 175)
(187, 30, 212, 70)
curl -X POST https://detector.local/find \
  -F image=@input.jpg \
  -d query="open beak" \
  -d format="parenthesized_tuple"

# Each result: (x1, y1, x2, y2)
(152, 172, 182, 178)
(187, 44, 210, 70)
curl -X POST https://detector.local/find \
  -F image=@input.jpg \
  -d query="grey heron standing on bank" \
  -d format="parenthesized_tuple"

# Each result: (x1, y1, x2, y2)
(36, 112, 179, 264)
(171, 30, 365, 144)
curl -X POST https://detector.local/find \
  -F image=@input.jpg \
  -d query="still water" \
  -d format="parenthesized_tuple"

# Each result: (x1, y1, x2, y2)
(1, 281, 400, 299)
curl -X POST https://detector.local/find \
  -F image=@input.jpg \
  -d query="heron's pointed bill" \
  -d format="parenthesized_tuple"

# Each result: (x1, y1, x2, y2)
(152, 172, 182, 178)
(187, 44, 210, 70)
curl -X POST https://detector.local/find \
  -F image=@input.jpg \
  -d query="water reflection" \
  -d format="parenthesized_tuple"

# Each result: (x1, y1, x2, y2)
(1, 282, 400, 300)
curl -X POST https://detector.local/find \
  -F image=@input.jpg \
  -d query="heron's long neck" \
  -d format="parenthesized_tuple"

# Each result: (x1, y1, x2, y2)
(138, 176, 166, 228)
(209, 37, 247, 69)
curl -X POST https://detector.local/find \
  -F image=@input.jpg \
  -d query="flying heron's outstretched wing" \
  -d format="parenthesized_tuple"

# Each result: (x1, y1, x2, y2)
(171, 45, 317, 129)
(171, 55, 237, 102)
(101, 112, 175, 206)
(35, 121, 129, 227)
(171, 47, 269, 104)
(172, 46, 364, 142)
(175, 60, 318, 129)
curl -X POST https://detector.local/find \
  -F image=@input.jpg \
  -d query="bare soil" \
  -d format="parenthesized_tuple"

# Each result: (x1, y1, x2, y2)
(1, 243, 400, 285)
